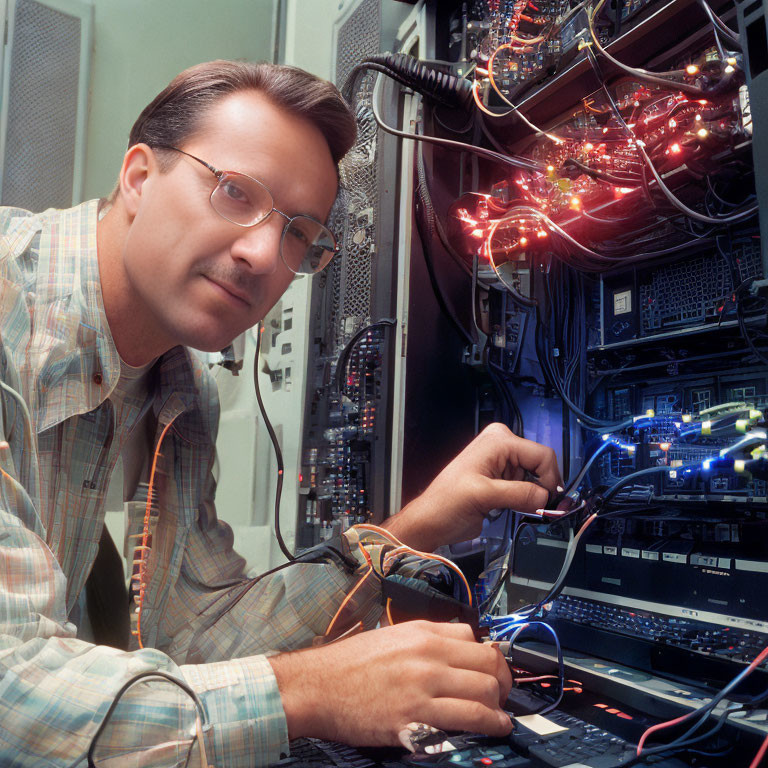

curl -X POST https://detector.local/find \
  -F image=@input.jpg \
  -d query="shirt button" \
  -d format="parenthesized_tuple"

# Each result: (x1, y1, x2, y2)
(93, 372, 103, 385)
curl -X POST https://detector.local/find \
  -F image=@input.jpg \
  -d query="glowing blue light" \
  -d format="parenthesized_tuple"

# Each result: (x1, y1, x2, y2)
(703, 459, 712, 470)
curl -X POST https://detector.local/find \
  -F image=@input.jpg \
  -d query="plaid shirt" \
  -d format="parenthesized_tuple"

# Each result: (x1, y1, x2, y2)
(0, 201, 383, 767)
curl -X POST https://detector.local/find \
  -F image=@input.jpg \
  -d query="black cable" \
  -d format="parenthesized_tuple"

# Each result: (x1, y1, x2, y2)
(561, 157, 641, 186)
(584, 48, 759, 226)
(253, 323, 294, 561)
(370, 73, 545, 173)
(697, 0, 742, 48)
(87, 671, 206, 767)
(588, 0, 740, 97)
(336, 319, 397, 396)
(414, 155, 476, 347)
(416, 120, 492, 285)
(534, 273, 632, 431)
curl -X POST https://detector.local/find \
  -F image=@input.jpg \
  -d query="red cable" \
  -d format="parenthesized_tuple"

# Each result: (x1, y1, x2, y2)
(749, 734, 768, 768)
(637, 646, 768, 756)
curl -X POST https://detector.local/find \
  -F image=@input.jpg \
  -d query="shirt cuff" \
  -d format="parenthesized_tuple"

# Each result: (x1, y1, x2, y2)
(181, 654, 290, 767)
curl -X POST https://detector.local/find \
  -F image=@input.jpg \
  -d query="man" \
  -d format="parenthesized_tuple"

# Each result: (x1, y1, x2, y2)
(0, 61, 560, 766)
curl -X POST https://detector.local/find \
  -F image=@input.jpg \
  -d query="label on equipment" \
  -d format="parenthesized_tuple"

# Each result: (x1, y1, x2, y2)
(514, 714, 569, 736)
(622, 548, 640, 559)
(613, 289, 632, 315)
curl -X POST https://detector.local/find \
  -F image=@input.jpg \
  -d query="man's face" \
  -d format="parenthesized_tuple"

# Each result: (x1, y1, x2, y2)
(121, 90, 339, 353)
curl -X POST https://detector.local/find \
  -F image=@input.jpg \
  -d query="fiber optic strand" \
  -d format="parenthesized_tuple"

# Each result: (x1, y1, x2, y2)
(133, 414, 180, 649)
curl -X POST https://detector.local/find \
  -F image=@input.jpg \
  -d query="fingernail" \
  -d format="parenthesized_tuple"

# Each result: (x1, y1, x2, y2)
(499, 712, 512, 730)
(556, 485, 564, 493)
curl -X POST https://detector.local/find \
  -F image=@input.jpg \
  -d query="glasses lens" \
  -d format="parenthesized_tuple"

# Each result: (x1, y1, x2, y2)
(281, 216, 337, 274)
(210, 172, 273, 226)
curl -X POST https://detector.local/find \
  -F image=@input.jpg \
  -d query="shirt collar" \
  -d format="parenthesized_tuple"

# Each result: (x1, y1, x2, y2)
(19, 200, 206, 438)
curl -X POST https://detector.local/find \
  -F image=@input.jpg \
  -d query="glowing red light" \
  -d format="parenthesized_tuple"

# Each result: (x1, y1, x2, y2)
(570, 196, 581, 208)
(537, 229, 548, 238)
(670, 143, 682, 154)
(299, 473, 303, 483)
(519, 236, 528, 246)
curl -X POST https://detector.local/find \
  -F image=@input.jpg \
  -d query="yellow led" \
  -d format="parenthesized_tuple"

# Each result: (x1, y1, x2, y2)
(671, 460, 684, 467)
(669, 470, 678, 479)
(727, 57, 737, 66)
(547, 165, 555, 172)
(750, 409, 763, 420)
(686, 64, 699, 75)
(725, 65, 735, 74)
(701, 420, 712, 435)
(646, 409, 655, 417)
(734, 459, 746, 473)
(752, 445, 766, 459)
(736, 419, 749, 433)
(697, 128, 708, 138)
(682, 414, 692, 423)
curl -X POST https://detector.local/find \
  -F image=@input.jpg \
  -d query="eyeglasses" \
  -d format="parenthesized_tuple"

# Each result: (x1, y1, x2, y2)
(153, 145, 339, 275)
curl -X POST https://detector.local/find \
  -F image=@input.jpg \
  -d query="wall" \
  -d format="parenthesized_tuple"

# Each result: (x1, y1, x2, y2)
(86, 0, 278, 570)
(83, 0, 276, 200)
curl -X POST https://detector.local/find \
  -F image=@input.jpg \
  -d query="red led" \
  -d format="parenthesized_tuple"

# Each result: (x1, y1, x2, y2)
(480, 759, 494, 765)
(616, 713, 633, 720)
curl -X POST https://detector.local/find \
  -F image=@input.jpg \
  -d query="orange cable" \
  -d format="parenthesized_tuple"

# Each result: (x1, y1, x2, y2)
(386, 598, 395, 625)
(324, 565, 373, 638)
(384, 545, 473, 607)
(133, 415, 179, 649)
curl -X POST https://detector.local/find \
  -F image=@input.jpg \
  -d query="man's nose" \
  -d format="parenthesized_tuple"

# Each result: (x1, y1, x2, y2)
(229, 212, 284, 273)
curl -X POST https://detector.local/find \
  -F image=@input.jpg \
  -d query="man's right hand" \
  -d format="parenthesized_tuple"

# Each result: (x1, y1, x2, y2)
(268, 620, 513, 747)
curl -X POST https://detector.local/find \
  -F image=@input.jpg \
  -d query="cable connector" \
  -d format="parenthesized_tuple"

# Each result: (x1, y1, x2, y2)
(363, 53, 474, 111)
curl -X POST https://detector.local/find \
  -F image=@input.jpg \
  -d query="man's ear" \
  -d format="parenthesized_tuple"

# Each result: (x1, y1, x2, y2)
(119, 143, 155, 218)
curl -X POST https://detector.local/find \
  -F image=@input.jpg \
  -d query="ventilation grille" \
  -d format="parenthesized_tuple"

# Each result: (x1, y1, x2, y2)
(328, 0, 382, 345)
(2, 0, 83, 210)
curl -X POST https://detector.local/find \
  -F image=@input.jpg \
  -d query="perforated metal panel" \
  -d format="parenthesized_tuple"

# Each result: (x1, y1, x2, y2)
(328, 0, 382, 344)
(1, 0, 90, 210)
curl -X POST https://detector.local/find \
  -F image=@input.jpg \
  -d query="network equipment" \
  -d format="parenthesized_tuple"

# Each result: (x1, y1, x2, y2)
(291, 0, 768, 763)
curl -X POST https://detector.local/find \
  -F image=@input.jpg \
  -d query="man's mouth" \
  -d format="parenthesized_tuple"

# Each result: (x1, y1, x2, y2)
(203, 275, 252, 307)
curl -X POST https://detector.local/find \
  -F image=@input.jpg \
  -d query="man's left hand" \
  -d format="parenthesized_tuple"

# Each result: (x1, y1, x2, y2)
(383, 423, 562, 552)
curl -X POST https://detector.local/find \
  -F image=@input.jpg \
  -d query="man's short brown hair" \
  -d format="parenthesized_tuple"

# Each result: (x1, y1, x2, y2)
(128, 60, 356, 167)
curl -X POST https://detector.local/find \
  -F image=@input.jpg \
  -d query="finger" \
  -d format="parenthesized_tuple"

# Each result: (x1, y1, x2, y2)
(478, 425, 562, 490)
(482, 478, 550, 514)
(431, 668, 508, 710)
(505, 438, 562, 492)
(439, 637, 511, 683)
(416, 620, 477, 643)
(420, 698, 513, 738)
(495, 649, 513, 704)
